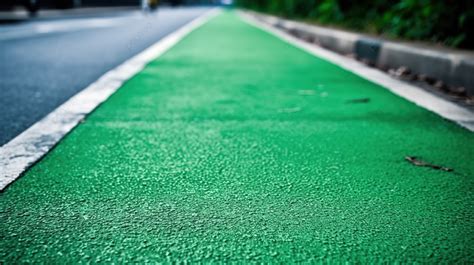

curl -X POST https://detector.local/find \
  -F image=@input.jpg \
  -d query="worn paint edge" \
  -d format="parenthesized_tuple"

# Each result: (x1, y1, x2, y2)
(239, 12, 474, 132)
(0, 8, 221, 191)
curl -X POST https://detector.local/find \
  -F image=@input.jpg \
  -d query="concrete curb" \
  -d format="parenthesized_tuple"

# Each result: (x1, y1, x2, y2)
(248, 12, 474, 94)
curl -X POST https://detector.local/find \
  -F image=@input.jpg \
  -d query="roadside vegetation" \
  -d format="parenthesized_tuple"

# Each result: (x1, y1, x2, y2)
(235, 0, 473, 49)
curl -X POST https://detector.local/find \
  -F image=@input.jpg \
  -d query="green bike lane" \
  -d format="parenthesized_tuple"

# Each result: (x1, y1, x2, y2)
(1, 11, 473, 263)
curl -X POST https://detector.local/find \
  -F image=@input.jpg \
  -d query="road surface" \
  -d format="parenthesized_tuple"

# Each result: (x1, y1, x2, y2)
(0, 6, 210, 146)
(1, 10, 473, 263)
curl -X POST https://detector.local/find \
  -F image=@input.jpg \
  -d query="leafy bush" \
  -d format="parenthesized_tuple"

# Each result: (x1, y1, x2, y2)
(235, 0, 473, 49)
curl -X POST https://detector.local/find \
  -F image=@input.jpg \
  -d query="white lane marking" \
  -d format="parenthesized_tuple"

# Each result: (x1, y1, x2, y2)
(34, 18, 121, 33)
(239, 12, 474, 132)
(0, 17, 136, 41)
(0, 8, 221, 191)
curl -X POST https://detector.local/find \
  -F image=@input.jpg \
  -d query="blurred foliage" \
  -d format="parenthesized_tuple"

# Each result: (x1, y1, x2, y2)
(235, 0, 474, 49)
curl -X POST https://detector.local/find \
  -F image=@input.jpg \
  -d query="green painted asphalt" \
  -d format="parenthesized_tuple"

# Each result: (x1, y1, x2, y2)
(1, 11, 474, 263)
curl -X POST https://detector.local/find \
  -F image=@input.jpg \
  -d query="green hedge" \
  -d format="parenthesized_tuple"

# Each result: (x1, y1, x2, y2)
(236, 0, 473, 49)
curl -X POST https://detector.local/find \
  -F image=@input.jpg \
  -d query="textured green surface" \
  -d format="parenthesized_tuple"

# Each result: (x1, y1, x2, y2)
(1, 11, 473, 263)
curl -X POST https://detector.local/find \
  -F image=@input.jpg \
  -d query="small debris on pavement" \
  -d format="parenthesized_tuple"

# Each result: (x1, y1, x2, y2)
(389, 66, 417, 81)
(394, 66, 411, 76)
(346, 98, 371, 104)
(434, 80, 447, 91)
(405, 156, 453, 172)
(450, 86, 467, 97)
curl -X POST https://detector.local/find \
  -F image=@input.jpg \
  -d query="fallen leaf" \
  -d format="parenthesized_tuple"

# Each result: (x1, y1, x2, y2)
(405, 156, 453, 172)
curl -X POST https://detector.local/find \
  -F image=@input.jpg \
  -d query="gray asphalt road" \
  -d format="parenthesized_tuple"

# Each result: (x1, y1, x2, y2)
(0, 7, 211, 146)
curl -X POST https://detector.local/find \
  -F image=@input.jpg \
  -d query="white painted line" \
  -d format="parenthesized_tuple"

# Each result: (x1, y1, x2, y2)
(0, 17, 129, 41)
(239, 12, 474, 132)
(0, 8, 221, 191)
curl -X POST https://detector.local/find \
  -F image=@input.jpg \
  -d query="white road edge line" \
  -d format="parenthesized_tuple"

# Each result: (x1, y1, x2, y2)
(239, 12, 474, 132)
(0, 8, 221, 191)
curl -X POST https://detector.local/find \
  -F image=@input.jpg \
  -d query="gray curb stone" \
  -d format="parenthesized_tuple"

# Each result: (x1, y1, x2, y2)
(249, 12, 474, 94)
